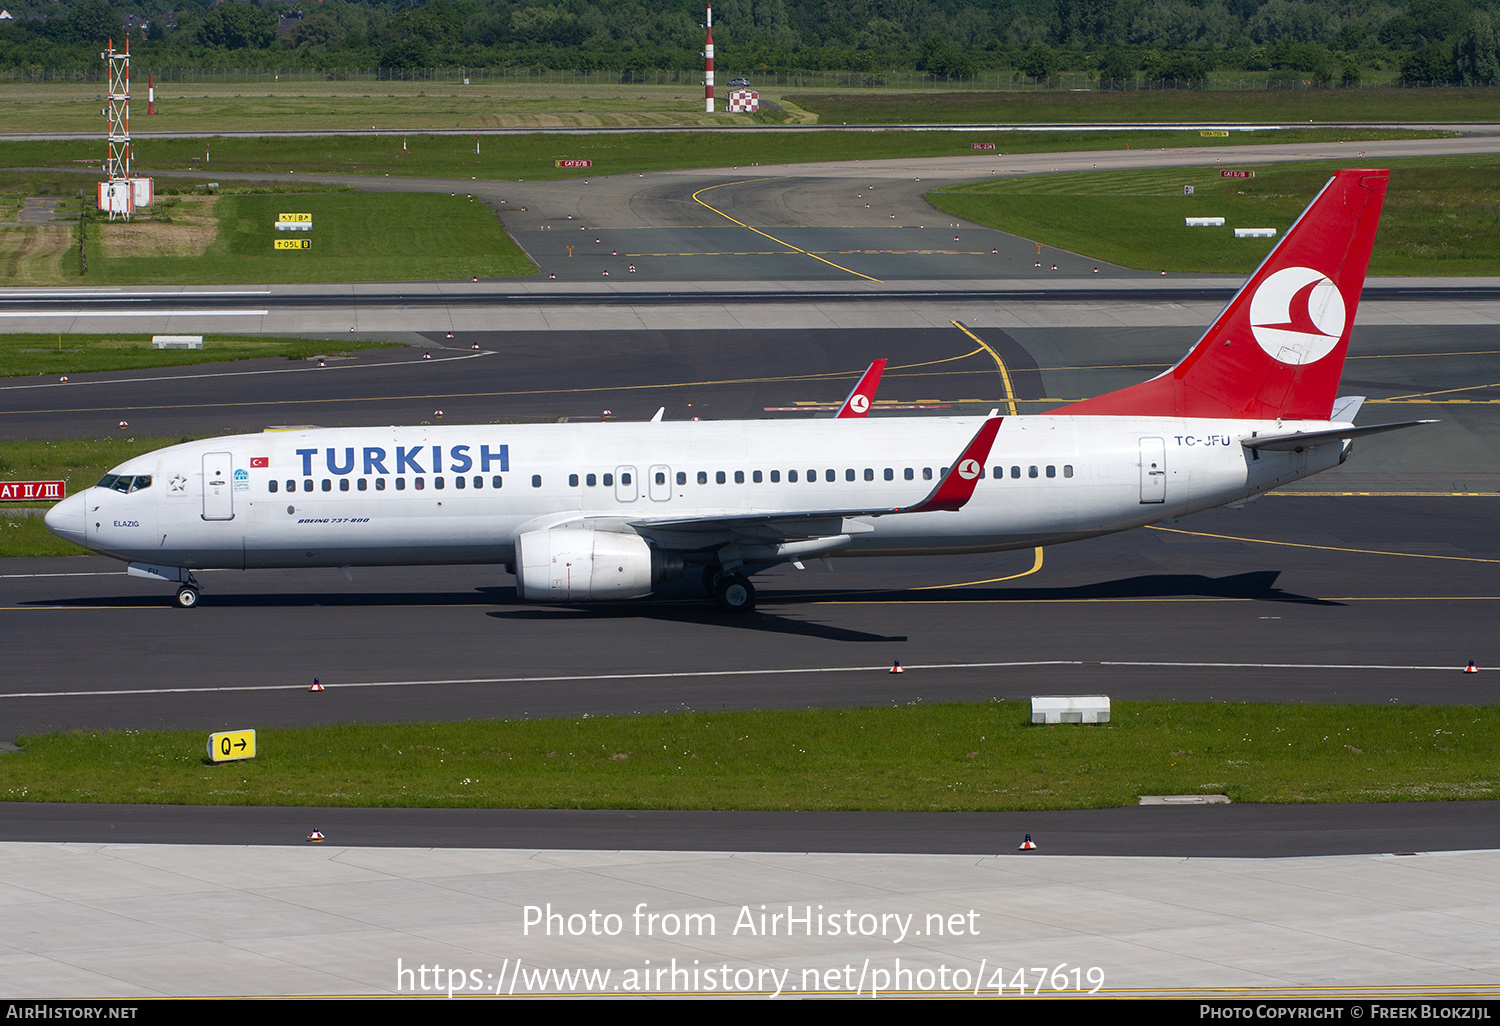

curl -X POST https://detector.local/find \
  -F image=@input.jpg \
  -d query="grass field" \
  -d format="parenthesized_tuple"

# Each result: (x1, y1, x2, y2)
(1, 80, 1492, 135)
(0, 80, 764, 135)
(0, 127, 1439, 186)
(0, 333, 400, 378)
(0, 189, 535, 284)
(2, 700, 1494, 810)
(929, 155, 1500, 275)
(790, 87, 1500, 126)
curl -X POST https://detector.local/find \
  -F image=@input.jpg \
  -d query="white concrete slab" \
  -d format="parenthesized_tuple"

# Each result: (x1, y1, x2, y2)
(3, 843, 1499, 998)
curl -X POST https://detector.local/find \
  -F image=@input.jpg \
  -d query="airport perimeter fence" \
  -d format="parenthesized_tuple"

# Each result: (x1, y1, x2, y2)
(0, 65, 1444, 91)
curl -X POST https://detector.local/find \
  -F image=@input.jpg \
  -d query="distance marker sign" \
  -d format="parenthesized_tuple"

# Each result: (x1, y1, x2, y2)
(274, 239, 311, 250)
(208, 729, 256, 763)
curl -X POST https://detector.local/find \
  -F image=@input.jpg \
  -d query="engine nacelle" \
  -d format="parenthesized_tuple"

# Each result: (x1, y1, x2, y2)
(514, 528, 678, 601)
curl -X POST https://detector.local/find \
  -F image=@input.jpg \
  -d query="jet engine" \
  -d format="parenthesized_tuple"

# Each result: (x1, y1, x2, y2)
(514, 528, 681, 601)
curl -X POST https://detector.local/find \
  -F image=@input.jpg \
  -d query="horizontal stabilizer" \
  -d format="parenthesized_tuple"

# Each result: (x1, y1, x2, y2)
(1242, 420, 1435, 452)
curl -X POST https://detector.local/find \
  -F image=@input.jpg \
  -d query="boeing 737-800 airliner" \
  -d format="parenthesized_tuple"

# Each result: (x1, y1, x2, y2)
(45, 169, 1427, 612)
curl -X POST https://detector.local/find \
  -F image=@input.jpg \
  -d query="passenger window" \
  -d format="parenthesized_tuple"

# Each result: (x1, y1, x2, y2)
(1064, 465, 1074, 478)
(993, 466, 1003, 479)
(1029, 466, 1038, 478)
(789, 470, 798, 483)
(434, 477, 444, 489)
(826, 469, 835, 482)
(587, 473, 597, 487)
(375, 478, 386, 491)
(735, 470, 744, 484)
(904, 468, 914, 481)
(716, 471, 725, 484)
(655, 472, 666, 485)
(884, 468, 894, 481)
(415, 478, 425, 491)
(808, 469, 817, 482)
(603, 473, 614, 487)
(286, 479, 296, 492)
(1011, 466, 1021, 479)
(321, 480, 332, 492)
(697, 471, 707, 485)
(923, 468, 933, 481)
(339, 479, 350, 492)
(303, 479, 314, 492)
(269, 480, 278, 493)
(845, 469, 855, 482)
(752, 470, 762, 483)
(531, 475, 542, 488)
(454, 476, 464, 489)
(676, 472, 686, 485)
(864, 468, 874, 481)
(621, 472, 631, 485)
(358, 479, 368, 491)
(771, 470, 781, 483)
(1046, 465, 1056, 478)
(396, 478, 406, 491)
(492, 476, 503, 488)
(569, 474, 580, 487)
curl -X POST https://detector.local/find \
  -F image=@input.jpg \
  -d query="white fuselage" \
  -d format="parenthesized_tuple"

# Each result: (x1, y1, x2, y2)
(53, 415, 1345, 573)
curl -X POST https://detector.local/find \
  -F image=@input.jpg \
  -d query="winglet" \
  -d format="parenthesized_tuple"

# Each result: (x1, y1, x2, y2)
(836, 359, 886, 418)
(902, 417, 1003, 513)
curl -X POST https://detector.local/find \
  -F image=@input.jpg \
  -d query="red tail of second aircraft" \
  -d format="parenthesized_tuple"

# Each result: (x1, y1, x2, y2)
(1062, 168, 1389, 421)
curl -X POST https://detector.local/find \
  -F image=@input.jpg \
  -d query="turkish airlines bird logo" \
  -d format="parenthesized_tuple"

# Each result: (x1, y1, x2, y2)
(1249, 266, 1346, 365)
(848, 394, 870, 414)
(958, 459, 980, 480)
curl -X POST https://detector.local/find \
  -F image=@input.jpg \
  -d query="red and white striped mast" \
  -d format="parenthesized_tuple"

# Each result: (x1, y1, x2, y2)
(704, 3, 714, 113)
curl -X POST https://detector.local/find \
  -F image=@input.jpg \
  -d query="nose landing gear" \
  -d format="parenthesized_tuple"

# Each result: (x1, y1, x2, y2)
(174, 579, 202, 609)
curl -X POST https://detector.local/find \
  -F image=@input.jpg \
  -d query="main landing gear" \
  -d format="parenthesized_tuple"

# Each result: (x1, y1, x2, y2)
(702, 567, 756, 613)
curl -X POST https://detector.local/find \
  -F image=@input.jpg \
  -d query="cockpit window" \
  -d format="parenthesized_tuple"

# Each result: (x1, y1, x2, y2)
(97, 474, 152, 493)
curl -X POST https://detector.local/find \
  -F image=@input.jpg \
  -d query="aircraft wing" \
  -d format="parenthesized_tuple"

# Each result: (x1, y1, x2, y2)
(624, 416, 1003, 540)
(1242, 420, 1435, 453)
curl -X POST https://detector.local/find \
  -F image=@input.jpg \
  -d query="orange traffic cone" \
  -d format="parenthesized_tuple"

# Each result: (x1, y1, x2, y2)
(890, 660, 904, 674)
(1019, 834, 1037, 851)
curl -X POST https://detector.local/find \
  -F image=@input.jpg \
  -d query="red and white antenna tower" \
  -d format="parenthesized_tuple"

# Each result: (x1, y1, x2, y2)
(704, 3, 714, 113)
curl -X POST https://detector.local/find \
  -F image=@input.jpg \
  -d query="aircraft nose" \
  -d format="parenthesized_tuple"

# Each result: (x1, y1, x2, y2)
(43, 491, 87, 547)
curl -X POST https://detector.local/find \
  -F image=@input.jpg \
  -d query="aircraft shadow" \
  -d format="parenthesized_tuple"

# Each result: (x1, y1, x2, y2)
(765, 570, 1340, 608)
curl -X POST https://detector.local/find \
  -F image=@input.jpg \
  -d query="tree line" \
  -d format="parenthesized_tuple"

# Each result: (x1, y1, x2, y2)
(0, 0, 1495, 85)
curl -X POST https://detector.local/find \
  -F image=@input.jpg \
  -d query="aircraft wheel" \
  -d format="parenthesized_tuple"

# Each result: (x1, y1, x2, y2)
(714, 574, 755, 614)
(174, 585, 200, 609)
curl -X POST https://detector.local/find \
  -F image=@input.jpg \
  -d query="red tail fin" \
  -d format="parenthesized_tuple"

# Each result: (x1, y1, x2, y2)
(837, 359, 886, 418)
(1062, 169, 1388, 421)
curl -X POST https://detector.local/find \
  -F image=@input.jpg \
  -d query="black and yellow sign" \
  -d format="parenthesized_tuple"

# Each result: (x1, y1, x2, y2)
(208, 729, 256, 763)
(275, 239, 311, 250)
(1200, 130, 1229, 137)
(277, 212, 312, 222)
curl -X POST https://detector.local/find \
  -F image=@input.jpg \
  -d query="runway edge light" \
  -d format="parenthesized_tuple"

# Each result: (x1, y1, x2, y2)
(1019, 834, 1037, 851)
(1466, 661, 1479, 674)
